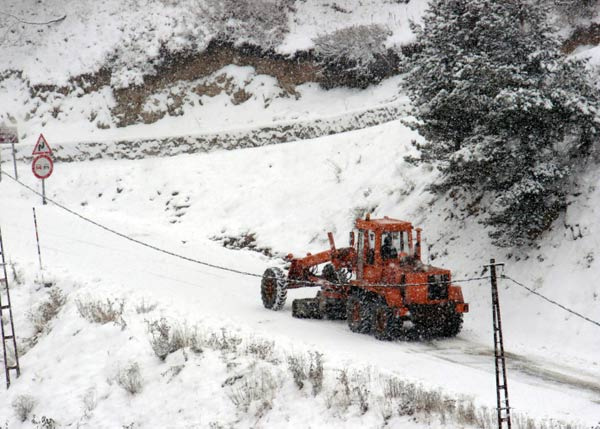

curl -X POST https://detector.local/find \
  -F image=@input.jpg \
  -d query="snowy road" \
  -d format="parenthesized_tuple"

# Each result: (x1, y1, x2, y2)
(1, 121, 599, 426)
(2, 182, 599, 426)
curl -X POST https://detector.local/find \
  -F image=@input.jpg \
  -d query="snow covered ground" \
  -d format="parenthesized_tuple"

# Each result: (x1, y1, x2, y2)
(1, 120, 600, 427)
(1, 1, 600, 427)
(0, 0, 422, 85)
(0, 0, 418, 145)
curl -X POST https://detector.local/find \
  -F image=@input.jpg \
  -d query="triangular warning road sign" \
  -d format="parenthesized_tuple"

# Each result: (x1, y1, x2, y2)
(32, 133, 52, 156)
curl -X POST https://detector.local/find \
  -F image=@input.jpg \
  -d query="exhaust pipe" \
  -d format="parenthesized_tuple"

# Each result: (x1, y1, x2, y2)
(415, 228, 422, 261)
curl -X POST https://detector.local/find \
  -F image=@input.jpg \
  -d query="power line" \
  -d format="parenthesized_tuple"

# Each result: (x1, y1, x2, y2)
(1, 171, 490, 288)
(502, 275, 600, 329)
(0, 11, 66, 26)
(1, 171, 261, 278)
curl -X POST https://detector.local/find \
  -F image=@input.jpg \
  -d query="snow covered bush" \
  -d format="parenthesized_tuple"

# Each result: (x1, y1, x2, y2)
(9, 261, 24, 286)
(12, 394, 36, 422)
(116, 362, 143, 395)
(199, 0, 294, 51)
(244, 338, 277, 363)
(406, 0, 600, 246)
(28, 288, 66, 339)
(313, 24, 397, 88)
(286, 351, 323, 396)
(147, 318, 201, 360)
(135, 298, 158, 314)
(204, 327, 242, 353)
(75, 297, 126, 328)
(82, 387, 98, 417)
(226, 364, 280, 417)
(326, 369, 370, 414)
(109, 4, 212, 88)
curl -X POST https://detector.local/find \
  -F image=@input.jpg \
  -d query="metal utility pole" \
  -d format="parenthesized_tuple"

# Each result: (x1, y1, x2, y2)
(0, 227, 21, 388)
(488, 258, 511, 429)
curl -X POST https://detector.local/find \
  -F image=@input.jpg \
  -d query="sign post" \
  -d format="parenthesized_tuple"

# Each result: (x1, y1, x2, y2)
(0, 126, 19, 181)
(31, 134, 54, 204)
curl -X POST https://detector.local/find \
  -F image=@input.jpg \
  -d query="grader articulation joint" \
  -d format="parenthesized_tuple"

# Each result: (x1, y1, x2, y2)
(261, 215, 469, 340)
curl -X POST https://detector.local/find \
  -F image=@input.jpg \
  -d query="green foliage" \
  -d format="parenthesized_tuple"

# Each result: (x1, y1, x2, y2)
(406, 0, 600, 246)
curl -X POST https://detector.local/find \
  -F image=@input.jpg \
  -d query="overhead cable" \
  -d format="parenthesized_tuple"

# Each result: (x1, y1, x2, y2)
(1, 171, 490, 287)
(502, 275, 600, 328)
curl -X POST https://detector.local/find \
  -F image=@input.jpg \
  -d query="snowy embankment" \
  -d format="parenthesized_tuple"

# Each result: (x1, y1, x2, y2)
(0, 0, 421, 149)
(9, 93, 407, 163)
(1, 121, 599, 427)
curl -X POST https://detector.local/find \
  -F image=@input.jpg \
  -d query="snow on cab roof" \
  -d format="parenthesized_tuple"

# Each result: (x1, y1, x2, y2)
(355, 216, 413, 231)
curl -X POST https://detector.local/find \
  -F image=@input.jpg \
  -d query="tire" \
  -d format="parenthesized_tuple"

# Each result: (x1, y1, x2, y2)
(372, 305, 402, 341)
(411, 306, 440, 339)
(441, 312, 463, 337)
(346, 295, 372, 334)
(261, 267, 287, 310)
(292, 298, 322, 319)
(322, 263, 339, 283)
(411, 305, 462, 338)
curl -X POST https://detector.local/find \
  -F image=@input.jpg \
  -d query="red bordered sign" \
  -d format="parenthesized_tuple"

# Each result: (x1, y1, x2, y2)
(32, 133, 53, 156)
(32, 154, 54, 179)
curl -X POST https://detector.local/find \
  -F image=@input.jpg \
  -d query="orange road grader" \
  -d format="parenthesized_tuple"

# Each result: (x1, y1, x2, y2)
(261, 215, 469, 340)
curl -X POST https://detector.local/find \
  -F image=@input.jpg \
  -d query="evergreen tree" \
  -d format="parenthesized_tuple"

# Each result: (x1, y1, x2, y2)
(406, 0, 600, 246)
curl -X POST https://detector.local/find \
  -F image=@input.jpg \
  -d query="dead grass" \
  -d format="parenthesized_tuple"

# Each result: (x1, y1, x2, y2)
(115, 362, 143, 395)
(75, 297, 126, 328)
(27, 288, 67, 344)
(147, 318, 202, 360)
(12, 394, 36, 422)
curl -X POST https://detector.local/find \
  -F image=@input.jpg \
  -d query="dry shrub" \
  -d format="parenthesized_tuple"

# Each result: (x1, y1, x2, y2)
(313, 24, 397, 88)
(82, 387, 97, 417)
(244, 338, 277, 363)
(200, 0, 294, 50)
(286, 351, 323, 396)
(330, 369, 372, 414)
(75, 297, 126, 328)
(9, 261, 24, 285)
(226, 365, 279, 418)
(147, 318, 201, 360)
(135, 298, 157, 314)
(116, 362, 143, 395)
(287, 353, 307, 390)
(28, 288, 66, 340)
(12, 394, 36, 422)
(204, 327, 242, 353)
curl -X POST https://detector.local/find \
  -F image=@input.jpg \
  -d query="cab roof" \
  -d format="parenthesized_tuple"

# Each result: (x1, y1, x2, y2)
(355, 216, 414, 232)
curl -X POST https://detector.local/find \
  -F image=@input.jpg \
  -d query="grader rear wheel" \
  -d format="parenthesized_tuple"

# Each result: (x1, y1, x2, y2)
(261, 267, 287, 310)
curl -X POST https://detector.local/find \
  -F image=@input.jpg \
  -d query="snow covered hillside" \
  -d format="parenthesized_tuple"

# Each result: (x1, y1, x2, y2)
(2, 0, 600, 428)
(0, 0, 422, 145)
(1, 120, 600, 427)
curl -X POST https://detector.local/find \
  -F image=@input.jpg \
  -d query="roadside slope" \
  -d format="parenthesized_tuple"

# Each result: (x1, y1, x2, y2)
(1, 121, 599, 426)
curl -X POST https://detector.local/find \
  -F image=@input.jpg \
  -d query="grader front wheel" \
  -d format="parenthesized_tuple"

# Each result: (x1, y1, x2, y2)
(261, 267, 287, 310)
(346, 295, 372, 334)
(372, 305, 402, 341)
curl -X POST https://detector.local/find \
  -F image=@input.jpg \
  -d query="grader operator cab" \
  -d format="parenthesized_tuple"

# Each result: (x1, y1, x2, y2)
(260, 215, 468, 340)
